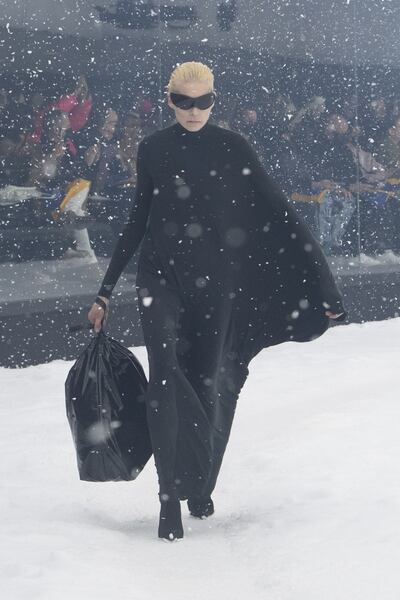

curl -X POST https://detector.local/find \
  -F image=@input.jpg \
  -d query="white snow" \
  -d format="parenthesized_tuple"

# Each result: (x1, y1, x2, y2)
(1, 318, 400, 600)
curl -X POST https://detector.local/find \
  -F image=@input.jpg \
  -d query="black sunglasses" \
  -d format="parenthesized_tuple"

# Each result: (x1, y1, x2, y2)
(170, 91, 216, 110)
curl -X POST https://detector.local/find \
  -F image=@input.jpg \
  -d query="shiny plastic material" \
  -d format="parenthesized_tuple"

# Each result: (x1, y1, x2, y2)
(65, 330, 152, 482)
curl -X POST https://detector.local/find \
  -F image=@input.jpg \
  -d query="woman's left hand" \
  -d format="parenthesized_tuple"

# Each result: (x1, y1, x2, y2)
(325, 311, 345, 319)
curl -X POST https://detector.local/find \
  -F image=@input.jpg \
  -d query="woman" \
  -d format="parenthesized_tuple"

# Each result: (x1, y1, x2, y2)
(116, 111, 143, 187)
(88, 62, 346, 542)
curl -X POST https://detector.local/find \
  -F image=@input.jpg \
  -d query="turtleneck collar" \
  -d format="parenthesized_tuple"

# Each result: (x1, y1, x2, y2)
(172, 120, 212, 139)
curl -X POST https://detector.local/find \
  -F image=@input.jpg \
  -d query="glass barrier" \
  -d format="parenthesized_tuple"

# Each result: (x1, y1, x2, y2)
(1, 0, 400, 310)
(353, 0, 400, 268)
(1, 0, 162, 305)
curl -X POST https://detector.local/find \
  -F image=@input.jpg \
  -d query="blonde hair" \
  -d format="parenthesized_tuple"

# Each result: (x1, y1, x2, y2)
(165, 61, 214, 95)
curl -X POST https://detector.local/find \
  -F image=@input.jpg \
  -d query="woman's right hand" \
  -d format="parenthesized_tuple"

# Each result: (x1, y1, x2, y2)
(87, 296, 110, 333)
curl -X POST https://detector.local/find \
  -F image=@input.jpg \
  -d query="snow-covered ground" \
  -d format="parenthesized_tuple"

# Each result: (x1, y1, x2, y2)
(1, 318, 399, 600)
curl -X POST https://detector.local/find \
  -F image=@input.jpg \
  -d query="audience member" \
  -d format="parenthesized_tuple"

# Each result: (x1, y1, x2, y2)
(309, 113, 357, 255)
(1, 71, 400, 267)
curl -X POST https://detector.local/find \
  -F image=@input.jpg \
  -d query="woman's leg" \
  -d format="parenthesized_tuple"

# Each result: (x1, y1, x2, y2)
(184, 292, 250, 502)
(136, 276, 213, 503)
(136, 274, 249, 529)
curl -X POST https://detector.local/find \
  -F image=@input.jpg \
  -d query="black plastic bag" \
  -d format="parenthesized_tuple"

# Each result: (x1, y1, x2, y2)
(65, 330, 153, 482)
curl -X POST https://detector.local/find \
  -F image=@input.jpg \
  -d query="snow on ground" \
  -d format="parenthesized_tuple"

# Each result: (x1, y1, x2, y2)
(1, 318, 400, 600)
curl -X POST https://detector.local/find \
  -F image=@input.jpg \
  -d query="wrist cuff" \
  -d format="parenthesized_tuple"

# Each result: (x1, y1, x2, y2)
(95, 296, 109, 311)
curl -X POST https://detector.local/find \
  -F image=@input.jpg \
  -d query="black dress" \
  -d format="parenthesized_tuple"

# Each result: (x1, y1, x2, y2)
(97, 120, 347, 502)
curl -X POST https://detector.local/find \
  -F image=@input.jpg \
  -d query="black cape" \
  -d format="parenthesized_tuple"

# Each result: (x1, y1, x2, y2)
(97, 120, 347, 499)
(99, 120, 346, 364)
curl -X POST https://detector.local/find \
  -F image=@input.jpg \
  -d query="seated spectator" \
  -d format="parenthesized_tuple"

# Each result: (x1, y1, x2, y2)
(289, 96, 330, 201)
(378, 116, 400, 178)
(79, 106, 120, 195)
(53, 75, 93, 133)
(229, 100, 298, 193)
(229, 103, 264, 153)
(27, 108, 97, 263)
(27, 109, 76, 188)
(367, 116, 400, 258)
(0, 131, 31, 187)
(345, 120, 400, 263)
(257, 93, 299, 194)
(78, 106, 141, 236)
(26, 74, 93, 147)
(290, 96, 328, 165)
(309, 113, 357, 256)
(359, 95, 393, 157)
(115, 111, 143, 188)
(7, 83, 33, 137)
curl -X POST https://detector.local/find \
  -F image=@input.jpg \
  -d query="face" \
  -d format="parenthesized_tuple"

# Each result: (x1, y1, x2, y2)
(371, 98, 386, 118)
(122, 114, 141, 137)
(167, 80, 214, 132)
(312, 101, 326, 116)
(326, 114, 349, 135)
(243, 109, 257, 124)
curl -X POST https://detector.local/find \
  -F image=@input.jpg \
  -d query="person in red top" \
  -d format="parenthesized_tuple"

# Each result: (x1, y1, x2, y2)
(26, 75, 93, 146)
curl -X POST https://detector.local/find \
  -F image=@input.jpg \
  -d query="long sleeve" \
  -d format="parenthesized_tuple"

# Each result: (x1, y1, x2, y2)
(238, 134, 347, 320)
(97, 140, 153, 299)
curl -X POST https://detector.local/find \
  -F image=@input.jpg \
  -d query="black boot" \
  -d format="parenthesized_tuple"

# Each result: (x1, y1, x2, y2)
(158, 499, 184, 541)
(187, 496, 214, 518)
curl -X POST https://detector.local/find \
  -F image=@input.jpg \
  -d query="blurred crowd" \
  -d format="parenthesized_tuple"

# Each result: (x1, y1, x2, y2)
(230, 93, 400, 263)
(1, 73, 400, 264)
(0, 75, 154, 261)
(0, 75, 150, 195)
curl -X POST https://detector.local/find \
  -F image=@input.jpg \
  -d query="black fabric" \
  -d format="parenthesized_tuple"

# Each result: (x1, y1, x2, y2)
(97, 120, 347, 500)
